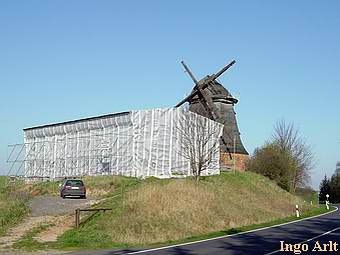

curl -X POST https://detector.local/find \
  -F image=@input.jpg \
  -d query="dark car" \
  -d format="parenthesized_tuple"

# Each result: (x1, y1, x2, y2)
(60, 179, 86, 199)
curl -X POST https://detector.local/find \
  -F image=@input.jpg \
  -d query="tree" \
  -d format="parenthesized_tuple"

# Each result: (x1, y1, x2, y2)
(329, 174, 340, 203)
(246, 120, 315, 193)
(272, 120, 314, 192)
(319, 173, 340, 203)
(246, 143, 293, 191)
(319, 175, 331, 203)
(176, 111, 223, 182)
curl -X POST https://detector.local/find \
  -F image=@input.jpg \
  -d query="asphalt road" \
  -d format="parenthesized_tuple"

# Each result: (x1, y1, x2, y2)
(67, 206, 340, 255)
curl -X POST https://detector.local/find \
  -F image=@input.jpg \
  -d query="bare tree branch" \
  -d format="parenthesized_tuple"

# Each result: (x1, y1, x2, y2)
(175, 111, 222, 181)
(272, 120, 314, 191)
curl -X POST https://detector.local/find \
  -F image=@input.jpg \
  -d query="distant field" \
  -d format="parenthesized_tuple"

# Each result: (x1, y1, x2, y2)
(0, 176, 30, 236)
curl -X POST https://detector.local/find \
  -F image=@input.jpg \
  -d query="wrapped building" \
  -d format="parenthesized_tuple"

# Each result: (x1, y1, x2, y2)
(21, 108, 223, 179)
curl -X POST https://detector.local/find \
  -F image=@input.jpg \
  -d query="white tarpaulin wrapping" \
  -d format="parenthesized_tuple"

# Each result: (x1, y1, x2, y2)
(23, 108, 223, 179)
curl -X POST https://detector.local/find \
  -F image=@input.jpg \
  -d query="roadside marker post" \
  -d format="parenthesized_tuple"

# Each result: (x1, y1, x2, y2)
(296, 205, 300, 218)
(326, 194, 330, 210)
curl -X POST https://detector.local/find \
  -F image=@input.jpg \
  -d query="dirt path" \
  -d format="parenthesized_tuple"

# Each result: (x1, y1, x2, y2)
(34, 215, 74, 243)
(0, 216, 53, 249)
(29, 196, 97, 216)
(0, 196, 98, 253)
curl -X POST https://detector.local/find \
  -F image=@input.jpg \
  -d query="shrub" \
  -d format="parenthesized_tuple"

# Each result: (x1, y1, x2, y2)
(246, 143, 294, 192)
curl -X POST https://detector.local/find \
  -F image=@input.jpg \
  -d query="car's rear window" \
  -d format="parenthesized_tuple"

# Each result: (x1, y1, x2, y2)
(66, 180, 84, 186)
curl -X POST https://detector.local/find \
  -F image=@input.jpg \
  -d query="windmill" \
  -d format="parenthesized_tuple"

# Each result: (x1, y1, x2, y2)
(176, 60, 248, 168)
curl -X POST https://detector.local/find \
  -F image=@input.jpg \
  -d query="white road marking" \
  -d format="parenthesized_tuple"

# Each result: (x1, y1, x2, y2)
(127, 206, 338, 254)
(264, 225, 340, 255)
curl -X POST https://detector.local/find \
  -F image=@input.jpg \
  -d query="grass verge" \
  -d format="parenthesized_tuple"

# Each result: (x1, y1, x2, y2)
(155, 205, 335, 248)
(0, 176, 30, 236)
(13, 204, 335, 251)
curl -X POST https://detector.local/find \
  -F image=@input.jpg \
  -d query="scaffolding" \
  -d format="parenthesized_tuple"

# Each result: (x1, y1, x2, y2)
(7, 132, 133, 178)
(7, 108, 223, 179)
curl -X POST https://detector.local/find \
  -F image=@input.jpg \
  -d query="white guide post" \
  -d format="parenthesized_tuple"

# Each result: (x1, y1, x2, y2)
(296, 204, 300, 218)
(326, 194, 330, 210)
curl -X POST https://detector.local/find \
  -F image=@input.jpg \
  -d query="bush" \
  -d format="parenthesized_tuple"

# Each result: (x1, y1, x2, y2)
(246, 143, 294, 192)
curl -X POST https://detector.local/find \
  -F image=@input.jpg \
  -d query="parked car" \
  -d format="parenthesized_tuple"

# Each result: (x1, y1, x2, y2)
(60, 179, 86, 199)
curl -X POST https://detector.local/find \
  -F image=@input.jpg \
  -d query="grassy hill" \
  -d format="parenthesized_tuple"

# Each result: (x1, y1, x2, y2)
(1, 172, 325, 250)
(55, 172, 316, 248)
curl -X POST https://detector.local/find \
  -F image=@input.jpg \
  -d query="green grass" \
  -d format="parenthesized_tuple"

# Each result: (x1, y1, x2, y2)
(146, 205, 335, 248)
(295, 187, 319, 205)
(52, 172, 318, 249)
(14, 201, 334, 251)
(0, 176, 30, 236)
(26, 180, 61, 196)
(26, 175, 141, 198)
(9, 172, 335, 252)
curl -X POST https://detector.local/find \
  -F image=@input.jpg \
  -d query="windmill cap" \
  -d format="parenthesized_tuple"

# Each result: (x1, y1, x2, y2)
(190, 81, 238, 104)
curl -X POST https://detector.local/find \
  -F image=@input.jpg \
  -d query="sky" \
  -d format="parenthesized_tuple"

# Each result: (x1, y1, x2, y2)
(0, 0, 339, 189)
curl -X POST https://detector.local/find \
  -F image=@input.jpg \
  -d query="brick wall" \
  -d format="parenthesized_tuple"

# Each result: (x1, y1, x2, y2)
(220, 152, 249, 172)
